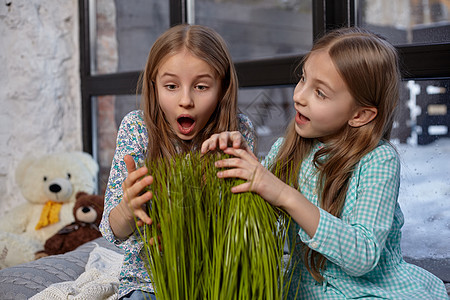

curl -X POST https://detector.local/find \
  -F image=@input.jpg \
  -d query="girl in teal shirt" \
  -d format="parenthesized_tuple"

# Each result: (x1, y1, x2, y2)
(202, 27, 448, 299)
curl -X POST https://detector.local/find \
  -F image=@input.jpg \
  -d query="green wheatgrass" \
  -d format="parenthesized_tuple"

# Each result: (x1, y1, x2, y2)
(136, 152, 298, 300)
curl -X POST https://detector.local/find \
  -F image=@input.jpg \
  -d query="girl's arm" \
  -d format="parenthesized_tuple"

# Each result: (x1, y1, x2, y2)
(217, 143, 400, 277)
(299, 144, 401, 276)
(109, 155, 153, 239)
(100, 111, 153, 247)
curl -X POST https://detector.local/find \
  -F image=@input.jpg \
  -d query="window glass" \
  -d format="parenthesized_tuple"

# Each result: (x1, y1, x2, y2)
(393, 79, 450, 281)
(94, 0, 169, 75)
(358, 0, 450, 45)
(95, 94, 140, 194)
(194, 0, 313, 61)
(238, 87, 295, 157)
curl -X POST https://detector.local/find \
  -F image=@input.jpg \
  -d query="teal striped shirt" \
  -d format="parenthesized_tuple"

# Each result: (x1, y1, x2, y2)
(266, 138, 448, 299)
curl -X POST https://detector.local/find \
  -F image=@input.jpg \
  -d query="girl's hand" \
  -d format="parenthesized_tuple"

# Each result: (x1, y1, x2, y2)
(215, 147, 287, 208)
(122, 155, 153, 227)
(201, 131, 257, 160)
(123, 155, 162, 250)
(217, 148, 321, 238)
(110, 155, 154, 239)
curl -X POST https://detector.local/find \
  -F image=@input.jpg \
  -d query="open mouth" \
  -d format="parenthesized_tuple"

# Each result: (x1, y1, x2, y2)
(177, 116, 196, 135)
(295, 112, 310, 125)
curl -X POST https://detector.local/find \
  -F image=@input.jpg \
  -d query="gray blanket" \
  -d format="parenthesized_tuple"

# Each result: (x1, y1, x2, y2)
(0, 237, 123, 300)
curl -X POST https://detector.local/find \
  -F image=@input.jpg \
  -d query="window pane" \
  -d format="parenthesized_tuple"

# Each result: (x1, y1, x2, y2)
(93, 0, 169, 75)
(393, 79, 450, 281)
(358, 0, 450, 45)
(194, 0, 313, 61)
(238, 87, 295, 157)
(95, 94, 140, 194)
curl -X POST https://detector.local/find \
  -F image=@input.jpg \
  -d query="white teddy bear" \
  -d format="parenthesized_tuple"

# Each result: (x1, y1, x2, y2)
(0, 152, 99, 269)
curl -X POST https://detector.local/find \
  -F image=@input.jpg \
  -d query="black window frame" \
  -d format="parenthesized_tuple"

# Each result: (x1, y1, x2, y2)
(79, 0, 450, 154)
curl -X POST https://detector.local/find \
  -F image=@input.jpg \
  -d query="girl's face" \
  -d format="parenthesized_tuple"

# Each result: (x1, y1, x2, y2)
(293, 50, 359, 143)
(156, 49, 221, 141)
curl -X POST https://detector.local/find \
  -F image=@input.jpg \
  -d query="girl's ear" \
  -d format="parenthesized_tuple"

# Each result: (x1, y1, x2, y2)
(348, 107, 378, 127)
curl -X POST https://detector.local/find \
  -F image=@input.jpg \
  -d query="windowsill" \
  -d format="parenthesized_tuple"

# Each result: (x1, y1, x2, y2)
(404, 256, 450, 283)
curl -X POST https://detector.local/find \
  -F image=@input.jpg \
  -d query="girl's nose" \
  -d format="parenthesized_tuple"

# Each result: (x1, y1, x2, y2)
(293, 82, 306, 106)
(179, 88, 194, 108)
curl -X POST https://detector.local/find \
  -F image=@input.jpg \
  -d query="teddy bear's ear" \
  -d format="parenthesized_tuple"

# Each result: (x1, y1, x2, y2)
(15, 155, 36, 187)
(70, 152, 99, 177)
(76, 191, 88, 199)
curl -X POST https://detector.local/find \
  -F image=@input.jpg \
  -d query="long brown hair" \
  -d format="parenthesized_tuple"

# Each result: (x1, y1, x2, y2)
(272, 27, 400, 281)
(138, 24, 239, 160)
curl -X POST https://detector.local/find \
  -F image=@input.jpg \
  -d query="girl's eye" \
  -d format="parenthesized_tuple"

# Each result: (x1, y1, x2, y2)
(166, 84, 177, 90)
(196, 85, 208, 91)
(299, 75, 305, 83)
(315, 89, 326, 99)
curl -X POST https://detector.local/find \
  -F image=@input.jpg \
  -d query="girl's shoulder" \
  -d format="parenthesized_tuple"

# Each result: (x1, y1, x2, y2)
(269, 137, 284, 153)
(122, 110, 145, 124)
(263, 137, 284, 167)
(237, 113, 256, 151)
(118, 110, 146, 131)
(236, 113, 254, 131)
(358, 140, 401, 172)
(364, 140, 399, 161)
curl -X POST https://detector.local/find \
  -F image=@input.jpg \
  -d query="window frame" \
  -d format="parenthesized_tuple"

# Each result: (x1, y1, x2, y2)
(79, 0, 450, 154)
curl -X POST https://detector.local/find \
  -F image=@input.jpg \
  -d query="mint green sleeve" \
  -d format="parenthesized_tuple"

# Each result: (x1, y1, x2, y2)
(297, 144, 401, 276)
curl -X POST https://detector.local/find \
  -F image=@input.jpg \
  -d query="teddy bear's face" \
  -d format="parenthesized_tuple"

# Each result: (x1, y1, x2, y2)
(43, 174, 73, 202)
(16, 153, 98, 205)
(73, 192, 104, 226)
(75, 205, 98, 224)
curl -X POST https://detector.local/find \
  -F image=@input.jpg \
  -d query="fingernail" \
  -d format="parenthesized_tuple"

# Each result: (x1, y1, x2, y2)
(217, 172, 222, 177)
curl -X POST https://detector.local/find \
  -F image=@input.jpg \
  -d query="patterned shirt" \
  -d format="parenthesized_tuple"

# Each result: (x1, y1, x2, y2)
(266, 138, 448, 299)
(99, 110, 256, 298)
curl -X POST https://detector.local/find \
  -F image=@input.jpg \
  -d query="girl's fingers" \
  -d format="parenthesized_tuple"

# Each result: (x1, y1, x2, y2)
(201, 133, 220, 153)
(122, 175, 153, 202)
(215, 154, 257, 183)
(223, 147, 258, 164)
(123, 154, 149, 185)
(135, 211, 153, 225)
(124, 155, 137, 173)
(122, 155, 152, 201)
(127, 190, 152, 213)
(201, 131, 252, 154)
(218, 131, 246, 150)
(229, 131, 250, 150)
(218, 132, 232, 150)
(130, 191, 153, 225)
(230, 181, 253, 193)
(217, 167, 253, 182)
(125, 165, 149, 186)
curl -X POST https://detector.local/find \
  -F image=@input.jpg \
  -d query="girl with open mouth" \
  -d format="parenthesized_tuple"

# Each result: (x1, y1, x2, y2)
(100, 24, 256, 300)
(202, 27, 448, 299)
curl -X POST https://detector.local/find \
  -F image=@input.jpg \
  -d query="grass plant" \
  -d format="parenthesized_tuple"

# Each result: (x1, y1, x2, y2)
(137, 152, 296, 300)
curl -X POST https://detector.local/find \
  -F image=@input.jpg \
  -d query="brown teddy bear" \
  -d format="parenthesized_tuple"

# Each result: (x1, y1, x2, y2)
(36, 192, 104, 258)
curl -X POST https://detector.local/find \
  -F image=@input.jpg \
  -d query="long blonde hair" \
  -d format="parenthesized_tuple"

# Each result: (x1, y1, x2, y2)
(139, 24, 239, 160)
(272, 27, 400, 281)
